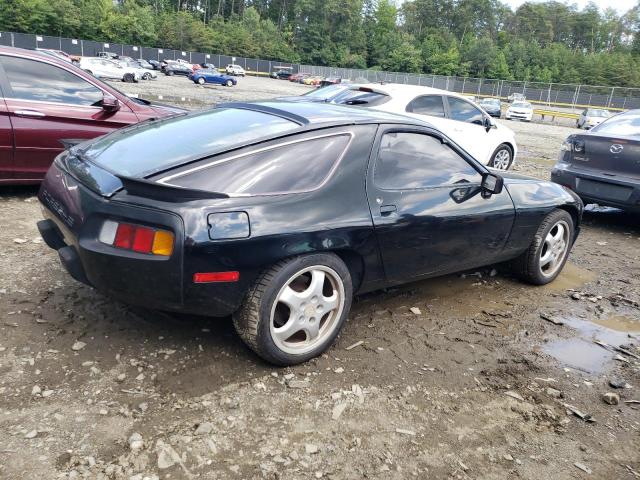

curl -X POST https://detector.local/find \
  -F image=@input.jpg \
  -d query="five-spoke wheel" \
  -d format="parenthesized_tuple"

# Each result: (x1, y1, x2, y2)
(234, 253, 352, 366)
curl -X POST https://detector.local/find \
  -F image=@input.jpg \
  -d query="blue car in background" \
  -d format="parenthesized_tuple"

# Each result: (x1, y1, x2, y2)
(190, 69, 237, 87)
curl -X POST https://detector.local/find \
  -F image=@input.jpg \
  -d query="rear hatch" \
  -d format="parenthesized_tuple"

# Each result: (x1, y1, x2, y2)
(570, 132, 640, 180)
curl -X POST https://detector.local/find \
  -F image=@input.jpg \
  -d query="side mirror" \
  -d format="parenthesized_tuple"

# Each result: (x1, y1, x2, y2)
(481, 172, 504, 196)
(484, 116, 495, 132)
(102, 96, 120, 113)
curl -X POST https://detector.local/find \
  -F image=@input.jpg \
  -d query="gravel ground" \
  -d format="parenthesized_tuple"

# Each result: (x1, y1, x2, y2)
(0, 77, 639, 480)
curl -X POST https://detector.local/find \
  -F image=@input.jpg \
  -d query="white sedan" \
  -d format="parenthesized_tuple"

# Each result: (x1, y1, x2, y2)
(78, 57, 141, 82)
(506, 101, 534, 122)
(338, 84, 518, 170)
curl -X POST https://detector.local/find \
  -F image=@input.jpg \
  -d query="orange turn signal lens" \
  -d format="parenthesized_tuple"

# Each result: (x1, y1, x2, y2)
(152, 230, 174, 256)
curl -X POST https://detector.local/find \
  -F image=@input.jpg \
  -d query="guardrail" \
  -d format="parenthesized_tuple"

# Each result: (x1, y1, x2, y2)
(534, 109, 579, 121)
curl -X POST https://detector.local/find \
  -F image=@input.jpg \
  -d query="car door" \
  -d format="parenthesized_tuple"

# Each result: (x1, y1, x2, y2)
(367, 126, 515, 281)
(443, 96, 495, 163)
(0, 87, 13, 181)
(0, 54, 138, 181)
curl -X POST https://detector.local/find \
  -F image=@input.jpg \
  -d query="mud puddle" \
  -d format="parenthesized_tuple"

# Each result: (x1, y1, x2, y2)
(543, 313, 639, 374)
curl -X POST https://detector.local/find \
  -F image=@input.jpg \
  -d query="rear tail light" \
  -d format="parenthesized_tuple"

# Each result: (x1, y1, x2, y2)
(99, 220, 174, 256)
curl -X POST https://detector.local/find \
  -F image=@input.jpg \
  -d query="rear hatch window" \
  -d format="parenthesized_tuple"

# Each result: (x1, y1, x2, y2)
(335, 88, 390, 107)
(81, 108, 298, 177)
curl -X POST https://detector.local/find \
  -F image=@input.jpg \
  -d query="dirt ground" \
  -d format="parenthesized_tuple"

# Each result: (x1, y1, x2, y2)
(0, 76, 638, 480)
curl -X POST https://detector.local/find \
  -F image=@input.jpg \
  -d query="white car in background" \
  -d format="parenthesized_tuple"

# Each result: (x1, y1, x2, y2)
(79, 57, 141, 82)
(506, 101, 534, 122)
(576, 108, 611, 129)
(225, 64, 246, 76)
(117, 59, 157, 80)
(338, 84, 518, 170)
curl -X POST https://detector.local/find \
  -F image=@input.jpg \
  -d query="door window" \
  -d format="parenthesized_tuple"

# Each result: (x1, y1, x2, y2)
(0, 56, 103, 106)
(447, 97, 484, 125)
(374, 132, 481, 190)
(406, 95, 445, 117)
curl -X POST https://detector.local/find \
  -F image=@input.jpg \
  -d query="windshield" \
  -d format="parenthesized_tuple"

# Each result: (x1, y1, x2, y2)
(481, 99, 500, 105)
(512, 102, 531, 109)
(591, 111, 640, 138)
(588, 109, 610, 117)
(304, 84, 345, 99)
(82, 108, 299, 177)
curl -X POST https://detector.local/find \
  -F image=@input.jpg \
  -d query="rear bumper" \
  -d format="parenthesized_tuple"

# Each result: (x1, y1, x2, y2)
(37, 165, 246, 317)
(551, 166, 640, 212)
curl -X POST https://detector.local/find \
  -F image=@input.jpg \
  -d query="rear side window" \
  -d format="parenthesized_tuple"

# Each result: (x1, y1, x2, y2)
(164, 134, 352, 195)
(0, 55, 103, 106)
(375, 132, 480, 189)
(447, 97, 484, 125)
(592, 112, 640, 138)
(406, 95, 445, 117)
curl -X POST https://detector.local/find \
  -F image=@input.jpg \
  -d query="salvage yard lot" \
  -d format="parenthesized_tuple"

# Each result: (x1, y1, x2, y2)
(0, 76, 638, 479)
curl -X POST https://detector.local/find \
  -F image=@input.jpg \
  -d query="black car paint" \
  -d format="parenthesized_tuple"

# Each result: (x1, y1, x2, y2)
(551, 115, 640, 211)
(38, 102, 582, 317)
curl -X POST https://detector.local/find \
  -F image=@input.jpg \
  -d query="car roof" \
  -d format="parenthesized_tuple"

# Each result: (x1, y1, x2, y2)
(0, 45, 73, 69)
(228, 101, 434, 129)
(350, 83, 470, 103)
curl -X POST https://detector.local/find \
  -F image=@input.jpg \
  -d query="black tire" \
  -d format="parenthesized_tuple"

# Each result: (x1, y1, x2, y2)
(84, 69, 93, 75)
(489, 144, 513, 170)
(225, 79, 233, 87)
(123, 73, 135, 83)
(142, 72, 151, 80)
(233, 253, 353, 366)
(166, 70, 174, 76)
(512, 209, 574, 285)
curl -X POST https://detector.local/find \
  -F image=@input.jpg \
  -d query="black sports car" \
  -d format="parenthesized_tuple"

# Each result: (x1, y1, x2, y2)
(164, 61, 192, 76)
(552, 109, 640, 212)
(37, 102, 582, 366)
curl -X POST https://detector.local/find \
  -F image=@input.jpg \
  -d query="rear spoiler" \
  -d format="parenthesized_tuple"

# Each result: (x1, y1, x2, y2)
(61, 152, 228, 201)
(119, 177, 229, 201)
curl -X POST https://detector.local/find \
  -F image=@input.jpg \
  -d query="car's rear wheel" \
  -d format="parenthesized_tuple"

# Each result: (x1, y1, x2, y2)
(142, 72, 151, 80)
(489, 144, 513, 170)
(225, 79, 233, 87)
(512, 209, 574, 285)
(233, 253, 352, 366)
(197, 77, 205, 85)
(123, 73, 135, 83)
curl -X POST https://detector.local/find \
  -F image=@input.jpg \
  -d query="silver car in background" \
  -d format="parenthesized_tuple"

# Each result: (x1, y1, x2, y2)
(577, 108, 612, 129)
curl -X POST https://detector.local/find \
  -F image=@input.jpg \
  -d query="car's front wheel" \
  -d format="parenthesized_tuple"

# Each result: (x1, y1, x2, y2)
(513, 209, 574, 285)
(233, 253, 352, 366)
(489, 144, 513, 170)
(225, 79, 233, 87)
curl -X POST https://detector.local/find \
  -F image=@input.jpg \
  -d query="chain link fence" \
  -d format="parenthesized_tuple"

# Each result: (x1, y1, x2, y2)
(300, 66, 640, 111)
(1, 31, 638, 111)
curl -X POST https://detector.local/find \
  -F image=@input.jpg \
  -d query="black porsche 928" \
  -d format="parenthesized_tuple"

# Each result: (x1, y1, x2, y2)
(38, 101, 583, 366)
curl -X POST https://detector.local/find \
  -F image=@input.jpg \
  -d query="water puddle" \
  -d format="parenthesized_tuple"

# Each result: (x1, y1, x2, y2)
(543, 314, 639, 374)
(542, 263, 596, 291)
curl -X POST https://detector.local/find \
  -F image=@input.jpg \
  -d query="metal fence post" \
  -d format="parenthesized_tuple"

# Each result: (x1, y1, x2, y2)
(607, 87, 615, 108)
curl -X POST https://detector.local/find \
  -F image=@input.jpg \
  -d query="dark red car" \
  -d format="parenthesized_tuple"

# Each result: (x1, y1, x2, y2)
(0, 46, 184, 185)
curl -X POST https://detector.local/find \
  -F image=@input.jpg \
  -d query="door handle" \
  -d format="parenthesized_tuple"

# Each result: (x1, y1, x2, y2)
(14, 109, 46, 117)
(380, 204, 397, 216)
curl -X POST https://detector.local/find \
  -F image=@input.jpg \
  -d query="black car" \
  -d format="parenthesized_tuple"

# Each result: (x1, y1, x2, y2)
(479, 98, 502, 118)
(148, 59, 162, 70)
(164, 61, 192, 76)
(274, 70, 293, 80)
(37, 102, 582, 366)
(552, 109, 640, 212)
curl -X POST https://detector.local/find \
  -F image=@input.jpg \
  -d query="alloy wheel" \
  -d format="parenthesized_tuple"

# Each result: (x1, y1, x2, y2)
(270, 266, 345, 355)
(492, 148, 511, 170)
(539, 220, 570, 278)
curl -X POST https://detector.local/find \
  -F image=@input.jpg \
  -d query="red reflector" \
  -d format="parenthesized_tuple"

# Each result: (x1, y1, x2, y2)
(193, 271, 240, 283)
(113, 223, 135, 249)
(132, 226, 155, 253)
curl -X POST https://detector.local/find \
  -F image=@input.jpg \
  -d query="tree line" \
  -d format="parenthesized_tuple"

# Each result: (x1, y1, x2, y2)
(1, 0, 639, 87)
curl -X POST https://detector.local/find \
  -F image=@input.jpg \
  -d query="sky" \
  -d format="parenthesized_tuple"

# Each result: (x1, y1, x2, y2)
(503, 0, 637, 14)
